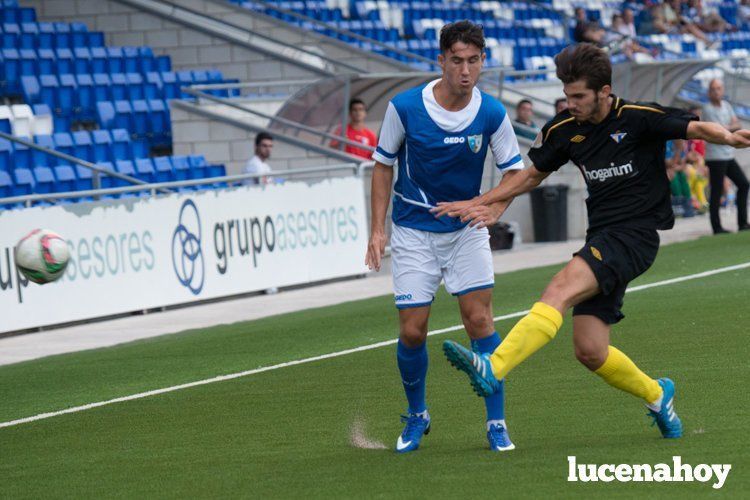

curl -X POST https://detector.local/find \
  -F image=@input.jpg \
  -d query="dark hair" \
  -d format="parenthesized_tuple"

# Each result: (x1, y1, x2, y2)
(554, 97, 567, 107)
(349, 98, 366, 112)
(439, 20, 485, 53)
(554, 43, 612, 91)
(517, 99, 532, 109)
(255, 131, 273, 147)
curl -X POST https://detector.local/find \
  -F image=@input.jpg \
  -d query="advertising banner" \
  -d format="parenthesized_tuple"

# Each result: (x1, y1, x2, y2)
(0, 177, 368, 333)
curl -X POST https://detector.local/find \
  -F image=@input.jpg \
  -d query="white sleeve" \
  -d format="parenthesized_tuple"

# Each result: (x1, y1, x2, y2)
(490, 114, 525, 172)
(243, 157, 259, 175)
(372, 102, 405, 166)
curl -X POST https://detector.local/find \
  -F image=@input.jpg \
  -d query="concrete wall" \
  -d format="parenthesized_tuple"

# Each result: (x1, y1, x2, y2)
(21, 0, 404, 82)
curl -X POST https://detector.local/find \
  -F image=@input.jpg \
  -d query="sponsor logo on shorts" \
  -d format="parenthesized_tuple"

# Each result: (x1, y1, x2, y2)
(590, 246, 603, 261)
(395, 293, 413, 301)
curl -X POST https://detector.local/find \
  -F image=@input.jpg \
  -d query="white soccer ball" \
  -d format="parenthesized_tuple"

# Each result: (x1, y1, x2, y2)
(14, 229, 70, 284)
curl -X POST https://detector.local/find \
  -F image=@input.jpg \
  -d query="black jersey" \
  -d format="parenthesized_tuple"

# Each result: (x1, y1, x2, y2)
(528, 96, 698, 232)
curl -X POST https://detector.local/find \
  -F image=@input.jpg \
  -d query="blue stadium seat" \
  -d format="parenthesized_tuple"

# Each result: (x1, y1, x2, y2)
(131, 99, 149, 139)
(107, 46, 124, 73)
(37, 47, 55, 74)
(39, 74, 59, 112)
(134, 157, 156, 182)
(20, 75, 40, 103)
(19, 48, 35, 76)
(91, 129, 112, 162)
(0, 118, 10, 134)
(97, 161, 117, 188)
(126, 72, 144, 100)
(0, 139, 11, 171)
(74, 164, 93, 191)
(12, 167, 34, 195)
(123, 46, 140, 73)
(18, 22, 37, 50)
(93, 73, 111, 102)
(188, 155, 209, 178)
(113, 100, 133, 131)
(207, 163, 226, 178)
(90, 47, 107, 73)
(71, 130, 93, 161)
(73, 47, 91, 74)
(75, 73, 94, 117)
(55, 47, 74, 74)
(96, 101, 116, 129)
(0, 169, 11, 198)
(53, 165, 76, 192)
(110, 73, 128, 101)
(1, 49, 20, 92)
(111, 129, 131, 160)
(58, 74, 77, 116)
(155, 55, 171, 72)
(114, 159, 136, 187)
(53, 132, 74, 160)
(32, 166, 55, 193)
(32, 134, 55, 167)
(147, 99, 169, 143)
(152, 156, 173, 182)
(160, 72, 180, 100)
(86, 31, 104, 47)
(37, 22, 54, 50)
(12, 141, 31, 170)
(171, 155, 190, 181)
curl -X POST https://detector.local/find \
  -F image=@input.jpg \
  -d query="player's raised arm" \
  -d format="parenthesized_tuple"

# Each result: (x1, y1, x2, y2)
(687, 120, 750, 148)
(431, 165, 549, 220)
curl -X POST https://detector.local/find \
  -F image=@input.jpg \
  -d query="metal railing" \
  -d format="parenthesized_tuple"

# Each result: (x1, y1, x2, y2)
(0, 131, 172, 197)
(0, 164, 361, 207)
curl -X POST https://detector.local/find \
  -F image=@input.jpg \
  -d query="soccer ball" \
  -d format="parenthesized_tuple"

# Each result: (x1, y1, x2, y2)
(14, 229, 70, 284)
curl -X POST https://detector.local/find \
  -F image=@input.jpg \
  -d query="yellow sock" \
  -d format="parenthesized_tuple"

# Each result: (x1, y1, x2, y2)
(594, 346, 662, 403)
(489, 302, 563, 380)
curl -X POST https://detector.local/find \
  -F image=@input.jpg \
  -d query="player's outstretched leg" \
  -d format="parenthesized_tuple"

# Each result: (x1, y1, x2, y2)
(646, 378, 682, 438)
(396, 339, 431, 452)
(471, 333, 514, 451)
(592, 345, 682, 438)
(443, 340, 502, 397)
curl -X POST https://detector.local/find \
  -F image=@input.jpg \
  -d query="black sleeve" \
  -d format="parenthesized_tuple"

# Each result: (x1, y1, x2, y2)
(638, 103, 698, 141)
(527, 125, 570, 173)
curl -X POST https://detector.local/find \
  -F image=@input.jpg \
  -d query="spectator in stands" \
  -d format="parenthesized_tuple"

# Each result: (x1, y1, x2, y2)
(665, 139, 696, 217)
(572, 7, 606, 46)
(686, 0, 733, 33)
(554, 97, 567, 114)
(652, 0, 714, 46)
(513, 99, 539, 139)
(702, 79, 750, 233)
(243, 132, 273, 185)
(620, 7, 638, 38)
(740, 0, 750, 25)
(572, 7, 590, 42)
(330, 98, 377, 160)
(608, 13, 654, 59)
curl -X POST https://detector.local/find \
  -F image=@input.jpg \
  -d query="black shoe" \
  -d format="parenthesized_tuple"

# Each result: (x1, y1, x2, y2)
(738, 224, 750, 231)
(714, 228, 730, 234)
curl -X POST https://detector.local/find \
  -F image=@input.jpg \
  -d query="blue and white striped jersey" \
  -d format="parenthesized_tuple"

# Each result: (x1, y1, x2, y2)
(373, 79, 524, 232)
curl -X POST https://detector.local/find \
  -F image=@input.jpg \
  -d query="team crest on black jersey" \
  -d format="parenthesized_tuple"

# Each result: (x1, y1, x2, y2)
(467, 134, 482, 153)
(610, 131, 627, 143)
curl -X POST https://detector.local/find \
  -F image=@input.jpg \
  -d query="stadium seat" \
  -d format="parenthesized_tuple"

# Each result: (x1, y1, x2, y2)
(0, 169, 11, 198)
(97, 161, 117, 189)
(74, 164, 93, 191)
(152, 156, 174, 182)
(188, 155, 209, 179)
(93, 73, 112, 102)
(113, 100, 133, 131)
(134, 157, 156, 183)
(131, 99, 149, 139)
(73, 47, 92, 74)
(55, 48, 74, 74)
(12, 140, 31, 170)
(32, 166, 55, 193)
(12, 167, 34, 195)
(110, 73, 128, 101)
(52, 132, 74, 159)
(90, 47, 107, 74)
(0, 118, 10, 134)
(10, 104, 33, 137)
(96, 101, 116, 129)
(36, 48, 56, 75)
(91, 129, 112, 162)
(114, 159, 136, 187)
(0, 138, 11, 172)
(170, 155, 190, 181)
(53, 164, 76, 192)
(106, 46, 124, 73)
(32, 134, 55, 167)
(31, 104, 53, 136)
(71, 130, 93, 161)
(110, 129, 131, 161)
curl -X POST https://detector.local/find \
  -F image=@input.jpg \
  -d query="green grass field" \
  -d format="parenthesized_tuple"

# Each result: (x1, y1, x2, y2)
(1, 232, 749, 498)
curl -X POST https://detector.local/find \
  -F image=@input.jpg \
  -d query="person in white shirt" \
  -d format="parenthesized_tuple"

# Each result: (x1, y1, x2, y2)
(243, 132, 273, 185)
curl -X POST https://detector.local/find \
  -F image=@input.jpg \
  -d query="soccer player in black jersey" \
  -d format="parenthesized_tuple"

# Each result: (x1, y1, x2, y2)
(433, 43, 750, 440)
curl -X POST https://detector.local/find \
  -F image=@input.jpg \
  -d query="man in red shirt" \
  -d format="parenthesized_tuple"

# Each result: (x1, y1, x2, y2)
(331, 98, 378, 159)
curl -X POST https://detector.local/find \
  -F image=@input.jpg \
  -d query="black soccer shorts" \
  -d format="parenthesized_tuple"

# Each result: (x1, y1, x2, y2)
(572, 226, 660, 324)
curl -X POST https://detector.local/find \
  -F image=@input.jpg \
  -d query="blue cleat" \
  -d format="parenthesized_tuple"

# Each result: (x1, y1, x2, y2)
(396, 412, 431, 453)
(487, 423, 515, 451)
(647, 378, 682, 438)
(443, 340, 502, 397)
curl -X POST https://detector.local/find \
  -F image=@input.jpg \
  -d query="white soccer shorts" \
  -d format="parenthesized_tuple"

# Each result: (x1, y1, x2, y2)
(390, 223, 495, 309)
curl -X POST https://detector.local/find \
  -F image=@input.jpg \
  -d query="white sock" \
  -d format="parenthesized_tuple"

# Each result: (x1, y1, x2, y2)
(646, 391, 664, 412)
(486, 419, 506, 431)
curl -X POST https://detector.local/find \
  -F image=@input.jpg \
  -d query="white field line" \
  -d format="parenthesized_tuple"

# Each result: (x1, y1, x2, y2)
(1, 261, 749, 430)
